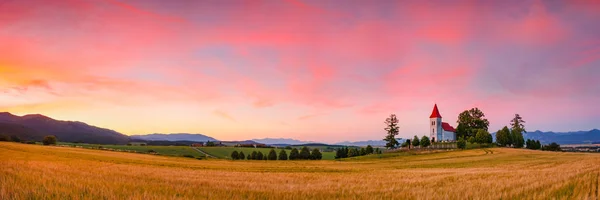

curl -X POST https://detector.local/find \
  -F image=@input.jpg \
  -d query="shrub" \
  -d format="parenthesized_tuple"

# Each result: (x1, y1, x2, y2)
(420, 136, 431, 147)
(183, 155, 194, 158)
(299, 147, 311, 160)
(42, 135, 57, 145)
(268, 149, 277, 160)
(278, 149, 288, 160)
(457, 137, 467, 149)
(310, 148, 322, 160)
(251, 151, 258, 160)
(289, 148, 299, 160)
(256, 151, 264, 160)
(231, 151, 239, 160)
(412, 136, 420, 147)
(238, 151, 245, 160)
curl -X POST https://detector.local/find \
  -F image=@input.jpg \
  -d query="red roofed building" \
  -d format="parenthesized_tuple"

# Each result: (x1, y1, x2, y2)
(429, 104, 456, 142)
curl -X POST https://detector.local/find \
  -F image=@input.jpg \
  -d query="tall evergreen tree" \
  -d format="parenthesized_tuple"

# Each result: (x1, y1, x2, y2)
(383, 114, 400, 149)
(510, 114, 526, 148)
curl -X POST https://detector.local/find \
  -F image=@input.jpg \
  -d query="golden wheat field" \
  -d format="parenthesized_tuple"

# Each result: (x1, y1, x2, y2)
(1, 142, 599, 200)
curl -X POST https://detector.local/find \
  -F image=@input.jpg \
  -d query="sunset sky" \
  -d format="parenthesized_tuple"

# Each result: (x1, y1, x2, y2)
(1, 0, 599, 142)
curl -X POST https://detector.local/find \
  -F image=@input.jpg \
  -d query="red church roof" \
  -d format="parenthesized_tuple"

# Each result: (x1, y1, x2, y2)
(429, 104, 442, 118)
(442, 122, 456, 132)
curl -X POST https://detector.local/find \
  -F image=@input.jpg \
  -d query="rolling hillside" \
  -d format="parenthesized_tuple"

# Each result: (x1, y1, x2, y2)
(0, 112, 129, 144)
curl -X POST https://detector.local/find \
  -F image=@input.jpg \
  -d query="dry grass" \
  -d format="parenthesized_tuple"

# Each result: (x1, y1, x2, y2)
(1, 142, 599, 199)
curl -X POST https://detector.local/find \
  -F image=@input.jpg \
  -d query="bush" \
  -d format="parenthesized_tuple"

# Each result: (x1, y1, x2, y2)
(268, 149, 277, 160)
(10, 135, 21, 143)
(457, 137, 467, 149)
(420, 136, 431, 147)
(256, 151, 264, 160)
(0, 134, 10, 141)
(183, 154, 194, 158)
(231, 151, 239, 160)
(310, 148, 322, 160)
(299, 147, 311, 160)
(289, 148, 299, 160)
(148, 149, 156, 153)
(542, 142, 561, 151)
(278, 149, 288, 160)
(42, 135, 57, 145)
(250, 151, 258, 160)
(238, 151, 245, 160)
(412, 135, 420, 147)
(467, 136, 476, 144)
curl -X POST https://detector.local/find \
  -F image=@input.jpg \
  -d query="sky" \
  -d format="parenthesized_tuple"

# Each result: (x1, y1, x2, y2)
(1, 0, 599, 143)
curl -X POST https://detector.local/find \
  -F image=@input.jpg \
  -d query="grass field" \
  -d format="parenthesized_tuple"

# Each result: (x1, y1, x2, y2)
(60, 143, 205, 158)
(197, 147, 337, 160)
(1, 142, 599, 199)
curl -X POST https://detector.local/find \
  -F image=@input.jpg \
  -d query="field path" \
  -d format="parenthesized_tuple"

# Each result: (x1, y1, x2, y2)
(191, 147, 217, 158)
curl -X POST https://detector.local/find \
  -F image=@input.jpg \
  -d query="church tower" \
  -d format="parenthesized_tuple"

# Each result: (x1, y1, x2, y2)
(429, 104, 443, 142)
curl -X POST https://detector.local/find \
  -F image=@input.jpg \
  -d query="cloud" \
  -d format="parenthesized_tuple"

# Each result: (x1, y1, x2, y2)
(212, 110, 236, 122)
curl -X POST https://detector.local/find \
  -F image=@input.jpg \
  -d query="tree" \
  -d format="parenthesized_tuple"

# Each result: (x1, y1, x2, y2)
(495, 126, 511, 147)
(247, 154, 252, 160)
(535, 140, 542, 150)
(359, 148, 367, 156)
(467, 136, 475, 144)
(0, 134, 10, 142)
(456, 108, 490, 139)
(510, 114, 526, 148)
(206, 141, 215, 147)
(42, 135, 57, 145)
(278, 149, 288, 160)
(457, 137, 467, 149)
(251, 151, 258, 160)
(412, 135, 420, 147)
(10, 135, 21, 143)
(383, 114, 400, 149)
(231, 151, 239, 160)
(475, 129, 491, 144)
(542, 142, 561, 151)
(289, 148, 299, 160)
(366, 145, 374, 154)
(300, 147, 311, 160)
(268, 149, 277, 160)
(239, 151, 245, 160)
(348, 148, 359, 157)
(310, 148, 322, 160)
(256, 151, 264, 160)
(420, 136, 431, 148)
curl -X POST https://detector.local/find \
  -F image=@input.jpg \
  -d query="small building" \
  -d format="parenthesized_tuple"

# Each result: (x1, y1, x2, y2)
(191, 143, 204, 147)
(429, 104, 456, 142)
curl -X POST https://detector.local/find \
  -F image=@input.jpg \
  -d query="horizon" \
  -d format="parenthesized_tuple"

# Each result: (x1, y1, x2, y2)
(1, 0, 599, 143)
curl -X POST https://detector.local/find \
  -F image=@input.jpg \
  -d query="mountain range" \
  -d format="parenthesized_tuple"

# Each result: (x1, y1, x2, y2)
(523, 129, 600, 144)
(0, 112, 129, 144)
(130, 133, 218, 142)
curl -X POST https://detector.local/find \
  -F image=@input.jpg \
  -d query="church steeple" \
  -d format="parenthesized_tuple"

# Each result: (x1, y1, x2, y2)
(429, 104, 442, 118)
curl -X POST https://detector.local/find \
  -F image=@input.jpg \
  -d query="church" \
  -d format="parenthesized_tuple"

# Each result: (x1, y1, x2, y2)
(429, 104, 456, 142)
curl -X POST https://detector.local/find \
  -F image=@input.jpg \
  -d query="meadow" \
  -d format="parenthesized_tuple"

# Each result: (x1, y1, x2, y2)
(60, 143, 205, 158)
(197, 147, 337, 160)
(1, 141, 599, 199)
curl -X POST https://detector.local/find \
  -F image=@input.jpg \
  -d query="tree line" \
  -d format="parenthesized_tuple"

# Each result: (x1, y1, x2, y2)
(230, 146, 323, 160)
(383, 109, 562, 152)
(0, 134, 57, 145)
(334, 145, 381, 159)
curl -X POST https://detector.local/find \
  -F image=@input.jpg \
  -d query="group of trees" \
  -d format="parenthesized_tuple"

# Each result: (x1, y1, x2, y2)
(495, 114, 526, 148)
(335, 145, 380, 159)
(525, 139, 542, 150)
(230, 147, 322, 160)
(542, 142, 561, 151)
(401, 135, 432, 148)
(0, 134, 57, 145)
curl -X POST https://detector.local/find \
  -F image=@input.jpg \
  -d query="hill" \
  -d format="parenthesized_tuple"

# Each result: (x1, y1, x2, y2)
(2, 142, 599, 199)
(130, 133, 218, 142)
(251, 138, 314, 145)
(0, 112, 129, 144)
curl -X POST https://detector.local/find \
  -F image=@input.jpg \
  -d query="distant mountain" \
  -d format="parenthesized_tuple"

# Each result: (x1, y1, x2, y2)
(130, 133, 218, 142)
(335, 140, 391, 147)
(0, 112, 129, 144)
(523, 129, 600, 145)
(252, 138, 314, 145)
